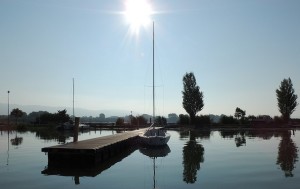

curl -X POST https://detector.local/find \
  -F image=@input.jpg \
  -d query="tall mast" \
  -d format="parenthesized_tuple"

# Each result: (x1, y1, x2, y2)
(152, 22, 155, 123)
(73, 78, 75, 121)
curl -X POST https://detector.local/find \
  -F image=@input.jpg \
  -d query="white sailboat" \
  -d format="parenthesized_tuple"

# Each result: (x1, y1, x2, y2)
(139, 22, 170, 146)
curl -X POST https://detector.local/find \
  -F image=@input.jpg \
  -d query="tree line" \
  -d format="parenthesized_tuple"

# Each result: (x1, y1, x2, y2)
(182, 72, 298, 126)
(7, 109, 70, 125)
(5, 74, 298, 127)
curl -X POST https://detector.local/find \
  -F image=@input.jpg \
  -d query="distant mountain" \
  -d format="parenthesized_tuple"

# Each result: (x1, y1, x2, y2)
(0, 103, 129, 117)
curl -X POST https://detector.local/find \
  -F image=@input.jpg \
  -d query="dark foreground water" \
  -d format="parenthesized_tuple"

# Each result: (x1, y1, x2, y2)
(0, 128, 299, 189)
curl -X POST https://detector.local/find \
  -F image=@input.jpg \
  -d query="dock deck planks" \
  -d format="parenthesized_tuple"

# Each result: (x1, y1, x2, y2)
(42, 128, 147, 152)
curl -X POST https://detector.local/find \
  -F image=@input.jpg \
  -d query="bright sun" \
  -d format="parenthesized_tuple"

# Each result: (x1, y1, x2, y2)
(124, 0, 153, 33)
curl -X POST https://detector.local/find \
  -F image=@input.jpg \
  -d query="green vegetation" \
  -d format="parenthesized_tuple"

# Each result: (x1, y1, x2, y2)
(234, 107, 246, 120)
(1, 77, 299, 130)
(276, 77, 298, 122)
(116, 117, 125, 126)
(155, 116, 167, 126)
(182, 72, 204, 124)
(10, 108, 26, 125)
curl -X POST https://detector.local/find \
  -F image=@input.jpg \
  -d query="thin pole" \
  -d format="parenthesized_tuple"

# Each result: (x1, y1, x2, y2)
(152, 22, 155, 124)
(7, 91, 10, 126)
(73, 78, 75, 121)
(153, 157, 156, 189)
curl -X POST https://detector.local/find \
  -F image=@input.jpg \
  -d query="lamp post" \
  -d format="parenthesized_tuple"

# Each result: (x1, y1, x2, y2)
(7, 91, 10, 126)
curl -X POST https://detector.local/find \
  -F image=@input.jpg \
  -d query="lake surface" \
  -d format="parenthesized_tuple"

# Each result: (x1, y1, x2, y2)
(0, 128, 299, 189)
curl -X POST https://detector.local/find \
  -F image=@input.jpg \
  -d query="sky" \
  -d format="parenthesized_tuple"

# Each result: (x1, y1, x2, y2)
(0, 0, 299, 118)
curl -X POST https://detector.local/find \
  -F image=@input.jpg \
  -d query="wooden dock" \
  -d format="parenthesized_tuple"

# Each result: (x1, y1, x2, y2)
(42, 128, 148, 167)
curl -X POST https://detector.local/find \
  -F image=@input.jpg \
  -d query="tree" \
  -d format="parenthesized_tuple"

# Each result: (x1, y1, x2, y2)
(234, 107, 246, 120)
(182, 72, 204, 124)
(116, 117, 124, 126)
(178, 114, 190, 125)
(55, 109, 70, 123)
(136, 115, 147, 126)
(276, 78, 298, 122)
(10, 108, 25, 125)
(155, 116, 167, 126)
(220, 115, 238, 125)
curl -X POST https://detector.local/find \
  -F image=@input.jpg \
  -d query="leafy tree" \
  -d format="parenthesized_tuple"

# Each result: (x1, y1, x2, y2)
(220, 115, 238, 125)
(155, 116, 167, 126)
(10, 108, 25, 125)
(116, 117, 124, 126)
(137, 115, 147, 126)
(55, 109, 70, 123)
(194, 115, 211, 126)
(38, 109, 70, 124)
(178, 114, 190, 125)
(276, 78, 298, 122)
(182, 72, 204, 124)
(234, 107, 246, 120)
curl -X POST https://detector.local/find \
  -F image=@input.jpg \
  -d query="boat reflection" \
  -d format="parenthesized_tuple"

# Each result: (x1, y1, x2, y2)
(42, 145, 139, 185)
(139, 145, 171, 189)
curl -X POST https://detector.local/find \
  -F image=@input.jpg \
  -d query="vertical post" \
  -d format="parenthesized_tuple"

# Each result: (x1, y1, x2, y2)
(152, 22, 155, 123)
(7, 91, 10, 126)
(73, 78, 75, 122)
(74, 117, 79, 142)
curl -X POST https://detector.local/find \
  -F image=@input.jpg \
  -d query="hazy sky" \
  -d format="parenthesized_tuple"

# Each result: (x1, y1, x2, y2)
(0, 0, 299, 118)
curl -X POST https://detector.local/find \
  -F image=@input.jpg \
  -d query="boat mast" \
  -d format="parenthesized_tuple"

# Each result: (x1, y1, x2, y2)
(73, 78, 75, 122)
(152, 22, 155, 124)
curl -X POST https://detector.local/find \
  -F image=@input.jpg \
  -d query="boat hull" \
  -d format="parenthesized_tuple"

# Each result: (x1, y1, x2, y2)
(139, 128, 170, 146)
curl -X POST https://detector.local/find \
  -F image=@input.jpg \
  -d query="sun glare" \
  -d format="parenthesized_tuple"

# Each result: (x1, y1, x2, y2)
(124, 0, 153, 33)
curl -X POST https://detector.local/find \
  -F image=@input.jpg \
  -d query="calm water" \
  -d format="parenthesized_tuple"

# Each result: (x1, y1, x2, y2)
(0, 128, 299, 189)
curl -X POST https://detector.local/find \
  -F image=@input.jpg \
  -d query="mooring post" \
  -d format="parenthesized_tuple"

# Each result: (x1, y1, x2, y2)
(74, 117, 79, 142)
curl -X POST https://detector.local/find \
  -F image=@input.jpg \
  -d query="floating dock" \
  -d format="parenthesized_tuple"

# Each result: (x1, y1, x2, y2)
(42, 128, 148, 167)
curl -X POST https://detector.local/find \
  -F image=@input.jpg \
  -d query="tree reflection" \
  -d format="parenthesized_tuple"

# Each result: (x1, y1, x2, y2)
(219, 130, 246, 147)
(10, 136, 23, 146)
(182, 140, 204, 183)
(276, 130, 298, 177)
(235, 135, 246, 147)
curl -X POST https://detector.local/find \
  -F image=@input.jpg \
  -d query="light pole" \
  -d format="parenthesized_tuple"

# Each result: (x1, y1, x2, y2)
(7, 91, 10, 126)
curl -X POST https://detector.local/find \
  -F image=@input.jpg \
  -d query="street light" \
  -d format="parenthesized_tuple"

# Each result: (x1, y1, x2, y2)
(7, 91, 10, 126)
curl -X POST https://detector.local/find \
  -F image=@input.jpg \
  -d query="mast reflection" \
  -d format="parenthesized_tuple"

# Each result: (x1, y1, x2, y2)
(139, 145, 171, 189)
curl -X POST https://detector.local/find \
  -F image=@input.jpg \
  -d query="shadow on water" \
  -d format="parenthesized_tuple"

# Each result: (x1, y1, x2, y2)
(42, 144, 139, 185)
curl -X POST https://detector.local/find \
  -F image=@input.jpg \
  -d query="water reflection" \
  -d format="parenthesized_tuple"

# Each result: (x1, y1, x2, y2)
(42, 145, 139, 185)
(182, 130, 205, 184)
(10, 136, 23, 146)
(276, 130, 299, 177)
(179, 129, 212, 141)
(219, 129, 299, 177)
(35, 129, 74, 144)
(139, 145, 171, 189)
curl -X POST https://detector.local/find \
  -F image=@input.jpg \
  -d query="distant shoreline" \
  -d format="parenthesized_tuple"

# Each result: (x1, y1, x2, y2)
(1, 123, 300, 132)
